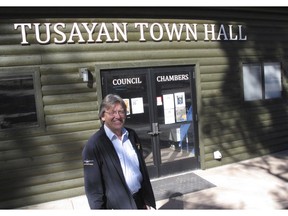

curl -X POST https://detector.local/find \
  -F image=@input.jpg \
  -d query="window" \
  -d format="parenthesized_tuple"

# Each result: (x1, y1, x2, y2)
(242, 62, 282, 101)
(0, 67, 44, 131)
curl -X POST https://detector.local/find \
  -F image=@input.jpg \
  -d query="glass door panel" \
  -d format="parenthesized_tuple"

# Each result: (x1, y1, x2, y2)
(101, 69, 155, 168)
(153, 69, 195, 164)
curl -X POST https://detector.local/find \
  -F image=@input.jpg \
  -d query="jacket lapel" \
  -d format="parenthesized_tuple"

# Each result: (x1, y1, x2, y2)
(99, 127, 127, 184)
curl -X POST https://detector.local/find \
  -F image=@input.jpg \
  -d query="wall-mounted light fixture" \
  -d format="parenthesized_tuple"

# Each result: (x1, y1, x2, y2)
(79, 68, 93, 88)
(79, 68, 89, 82)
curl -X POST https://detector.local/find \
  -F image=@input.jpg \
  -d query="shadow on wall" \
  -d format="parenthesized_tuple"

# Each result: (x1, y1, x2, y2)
(201, 18, 288, 166)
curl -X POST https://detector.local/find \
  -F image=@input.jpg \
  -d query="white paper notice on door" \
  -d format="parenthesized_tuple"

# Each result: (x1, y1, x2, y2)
(163, 94, 175, 124)
(174, 92, 187, 122)
(131, 97, 144, 114)
(123, 98, 130, 115)
(174, 92, 185, 108)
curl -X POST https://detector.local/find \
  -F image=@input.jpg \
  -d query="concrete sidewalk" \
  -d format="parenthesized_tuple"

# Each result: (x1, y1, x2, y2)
(19, 150, 288, 210)
(158, 150, 288, 209)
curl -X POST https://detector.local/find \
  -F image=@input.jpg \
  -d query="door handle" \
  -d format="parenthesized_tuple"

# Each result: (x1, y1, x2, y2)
(147, 131, 162, 135)
(147, 123, 162, 136)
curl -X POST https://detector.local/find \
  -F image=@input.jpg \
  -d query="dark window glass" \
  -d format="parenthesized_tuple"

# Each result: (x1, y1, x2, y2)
(0, 75, 38, 130)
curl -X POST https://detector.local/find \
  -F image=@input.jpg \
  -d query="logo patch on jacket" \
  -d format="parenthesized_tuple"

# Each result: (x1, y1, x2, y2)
(136, 143, 141, 150)
(83, 160, 94, 166)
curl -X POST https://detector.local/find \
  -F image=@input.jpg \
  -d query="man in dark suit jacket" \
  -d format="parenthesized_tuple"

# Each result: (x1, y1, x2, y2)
(82, 94, 156, 209)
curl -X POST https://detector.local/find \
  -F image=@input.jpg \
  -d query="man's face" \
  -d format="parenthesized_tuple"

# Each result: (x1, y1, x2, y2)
(101, 102, 126, 134)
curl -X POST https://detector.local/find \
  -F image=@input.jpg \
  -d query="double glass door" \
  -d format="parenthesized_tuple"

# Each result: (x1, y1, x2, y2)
(101, 65, 199, 178)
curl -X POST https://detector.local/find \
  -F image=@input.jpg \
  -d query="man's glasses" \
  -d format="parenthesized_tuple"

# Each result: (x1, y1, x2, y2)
(105, 110, 126, 116)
